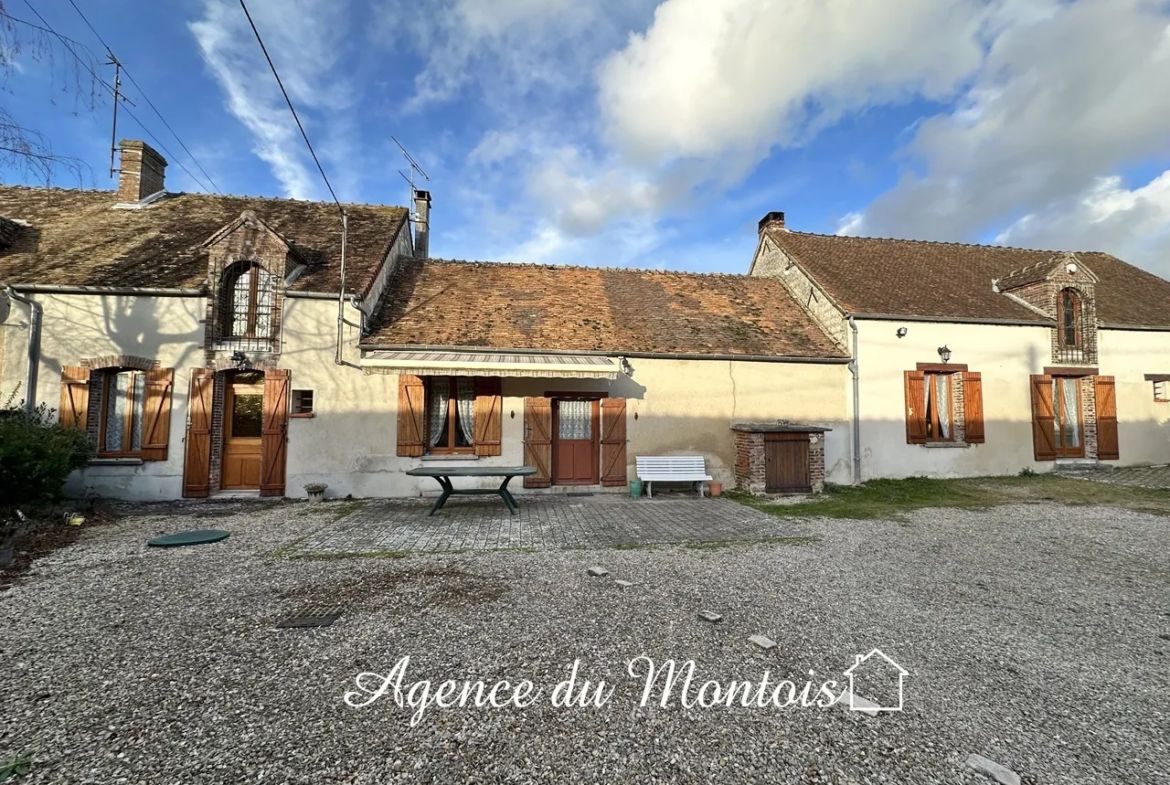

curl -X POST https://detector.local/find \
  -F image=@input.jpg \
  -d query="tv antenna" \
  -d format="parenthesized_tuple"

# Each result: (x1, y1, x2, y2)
(392, 136, 430, 214)
(106, 55, 137, 179)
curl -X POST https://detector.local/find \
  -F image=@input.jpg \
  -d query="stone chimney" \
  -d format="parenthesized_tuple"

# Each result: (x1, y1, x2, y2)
(413, 189, 431, 259)
(758, 211, 786, 235)
(117, 139, 167, 203)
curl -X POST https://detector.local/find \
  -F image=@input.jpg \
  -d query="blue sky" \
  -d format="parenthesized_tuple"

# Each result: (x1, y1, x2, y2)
(4, 0, 1170, 278)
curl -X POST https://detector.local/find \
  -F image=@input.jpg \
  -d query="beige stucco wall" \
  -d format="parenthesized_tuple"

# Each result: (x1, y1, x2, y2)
(855, 319, 1170, 478)
(0, 292, 206, 500)
(1097, 329, 1170, 464)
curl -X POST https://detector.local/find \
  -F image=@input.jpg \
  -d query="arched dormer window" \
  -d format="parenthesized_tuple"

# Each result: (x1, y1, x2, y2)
(1058, 288, 1081, 348)
(220, 260, 277, 341)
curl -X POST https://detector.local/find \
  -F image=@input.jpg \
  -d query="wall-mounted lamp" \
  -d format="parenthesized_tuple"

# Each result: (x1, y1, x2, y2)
(937, 345, 951, 363)
(619, 357, 634, 377)
(896, 327, 908, 338)
(231, 351, 251, 371)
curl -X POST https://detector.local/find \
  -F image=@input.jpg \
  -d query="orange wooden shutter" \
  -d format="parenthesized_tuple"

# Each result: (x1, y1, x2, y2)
(1094, 375, 1119, 460)
(182, 368, 215, 498)
(397, 375, 426, 457)
(523, 397, 552, 488)
(473, 377, 502, 457)
(600, 397, 628, 486)
(59, 366, 90, 429)
(260, 369, 290, 497)
(904, 370, 927, 444)
(141, 367, 174, 461)
(1030, 374, 1056, 461)
(962, 371, 985, 444)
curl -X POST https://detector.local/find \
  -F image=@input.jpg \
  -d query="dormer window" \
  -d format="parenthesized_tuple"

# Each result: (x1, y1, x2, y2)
(1058, 288, 1082, 348)
(220, 260, 277, 342)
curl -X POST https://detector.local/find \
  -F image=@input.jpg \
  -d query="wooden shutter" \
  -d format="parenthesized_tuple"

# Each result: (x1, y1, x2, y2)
(1030, 374, 1056, 461)
(904, 371, 927, 444)
(600, 398, 628, 486)
(59, 366, 90, 429)
(260, 369, 290, 497)
(473, 377, 502, 457)
(397, 375, 426, 457)
(182, 368, 215, 498)
(1095, 375, 1119, 460)
(962, 371, 985, 444)
(141, 367, 174, 461)
(523, 397, 552, 488)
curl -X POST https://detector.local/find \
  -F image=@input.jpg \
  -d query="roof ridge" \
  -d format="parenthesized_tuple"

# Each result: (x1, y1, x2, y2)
(421, 257, 752, 279)
(0, 183, 407, 212)
(779, 229, 1106, 257)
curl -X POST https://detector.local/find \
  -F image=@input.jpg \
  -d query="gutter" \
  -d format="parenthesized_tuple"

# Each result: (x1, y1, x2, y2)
(335, 211, 349, 366)
(4, 284, 203, 297)
(848, 316, 861, 485)
(4, 287, 41, 416)
(1098, 322, 1170, 332)
(357, 343, 852, 365)
(848, 312, 1051, 327)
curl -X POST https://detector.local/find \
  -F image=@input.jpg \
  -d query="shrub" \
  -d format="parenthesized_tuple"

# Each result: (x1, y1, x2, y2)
(0, 398, 94, 512)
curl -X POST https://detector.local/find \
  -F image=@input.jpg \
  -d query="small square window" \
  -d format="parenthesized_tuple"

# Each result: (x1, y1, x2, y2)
(1155, 381, 1168, 403)
(292, 389, 314, 416)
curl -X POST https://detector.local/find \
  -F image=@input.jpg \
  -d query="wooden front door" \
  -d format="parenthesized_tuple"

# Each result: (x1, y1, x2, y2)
(221, 372, 265, 490)
(765, 433, 811, 493)
(552, 398, 599, 485)
(1051, 376, 1085, 458)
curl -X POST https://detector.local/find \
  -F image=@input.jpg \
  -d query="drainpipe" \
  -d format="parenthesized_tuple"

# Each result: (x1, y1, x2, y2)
(334, 210, 349, 366)
(5, 287, 41, 416)
(848, 316, 861, 485)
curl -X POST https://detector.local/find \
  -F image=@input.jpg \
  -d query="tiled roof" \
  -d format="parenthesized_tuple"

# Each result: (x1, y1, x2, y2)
(766, 230, 1170, 327)
(0, 186, 408, 294)
(364, 258, 848, 358)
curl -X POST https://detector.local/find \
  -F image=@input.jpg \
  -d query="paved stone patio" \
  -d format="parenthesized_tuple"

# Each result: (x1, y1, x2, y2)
(282, 494, 806, 555)
(1061, 463, 1170, 488)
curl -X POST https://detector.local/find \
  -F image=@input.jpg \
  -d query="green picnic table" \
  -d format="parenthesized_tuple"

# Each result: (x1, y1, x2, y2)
(405, 466, 537, 516)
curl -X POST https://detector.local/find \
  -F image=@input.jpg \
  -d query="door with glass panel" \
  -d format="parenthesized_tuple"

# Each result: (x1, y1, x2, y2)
(1051, 376, 1085, 458)
(221, 371, 265, 490)
(552, 397, 599, 485)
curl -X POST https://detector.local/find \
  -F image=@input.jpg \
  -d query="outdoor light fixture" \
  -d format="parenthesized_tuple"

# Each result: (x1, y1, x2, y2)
(619, 357, 634, 377)
(231, 351, 251, 371)
(938, 345, 951, 363)
(896, 327, 908, 338)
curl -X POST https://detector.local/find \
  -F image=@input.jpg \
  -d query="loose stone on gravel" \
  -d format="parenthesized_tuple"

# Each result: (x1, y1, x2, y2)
(614, 579, 634, 588)
(965, 754, 1022, 785)
(748, 634, 776, 650)
(697, 610, 723, 623)
(586, 566, 609, 577)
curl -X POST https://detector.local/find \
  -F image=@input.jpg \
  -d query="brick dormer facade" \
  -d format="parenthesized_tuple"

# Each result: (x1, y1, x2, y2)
(995, 252, 1099, 366)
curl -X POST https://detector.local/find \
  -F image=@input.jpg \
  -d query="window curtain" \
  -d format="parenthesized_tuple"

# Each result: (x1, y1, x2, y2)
(428, 382, 449, 447)
(935, 375, 951, 439)
(1061, 379, 1080, 446)
(559, 399, 592, 440)
(456, 378, 475, 446)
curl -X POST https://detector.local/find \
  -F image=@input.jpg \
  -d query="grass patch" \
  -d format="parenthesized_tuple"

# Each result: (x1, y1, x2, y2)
(731, 474, 1170, 521)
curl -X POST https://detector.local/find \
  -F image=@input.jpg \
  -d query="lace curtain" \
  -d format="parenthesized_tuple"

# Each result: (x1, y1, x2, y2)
(558, 399, 592, 440)
(934, 374, 950, 439)
(456, 379, 475, 446)
(428, 382, 449, 447)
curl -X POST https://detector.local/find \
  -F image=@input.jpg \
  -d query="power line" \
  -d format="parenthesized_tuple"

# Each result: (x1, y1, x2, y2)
(237, 0, 342, 213)
(63, 0, 222, 194)
(18, 0, 218, 195)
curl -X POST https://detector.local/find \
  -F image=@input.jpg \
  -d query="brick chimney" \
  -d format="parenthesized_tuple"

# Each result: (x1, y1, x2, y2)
(413, 189, 431, 259)
(117, 139, 167, 203)
(758, 211, 786, 235)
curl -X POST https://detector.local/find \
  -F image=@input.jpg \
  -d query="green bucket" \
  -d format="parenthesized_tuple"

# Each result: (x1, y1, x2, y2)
(629, 480, 644, 499)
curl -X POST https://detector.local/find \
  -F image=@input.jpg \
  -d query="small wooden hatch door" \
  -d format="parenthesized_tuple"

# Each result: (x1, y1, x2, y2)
(764, 432, 811, 493)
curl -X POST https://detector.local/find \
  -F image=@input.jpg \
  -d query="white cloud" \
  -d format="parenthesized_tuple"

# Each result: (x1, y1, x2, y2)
(995, 170, 1170, 275)
(189, 0, 353, 200)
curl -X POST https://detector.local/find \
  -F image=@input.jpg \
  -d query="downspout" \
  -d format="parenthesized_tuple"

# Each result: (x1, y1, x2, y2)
(334, 210, 349, 366)
(848, 316, 861, 485)
(5, 287, 41, 417)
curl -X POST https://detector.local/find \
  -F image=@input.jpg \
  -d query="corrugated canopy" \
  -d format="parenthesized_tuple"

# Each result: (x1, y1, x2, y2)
(362, 350, 621, 379)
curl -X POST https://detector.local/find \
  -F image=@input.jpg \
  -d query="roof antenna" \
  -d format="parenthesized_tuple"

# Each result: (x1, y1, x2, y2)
(392, 136, 430, 221)
(106, 55, 137, 179)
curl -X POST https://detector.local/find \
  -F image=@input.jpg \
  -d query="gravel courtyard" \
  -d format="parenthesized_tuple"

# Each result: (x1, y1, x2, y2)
(1, 498, 1167, 784)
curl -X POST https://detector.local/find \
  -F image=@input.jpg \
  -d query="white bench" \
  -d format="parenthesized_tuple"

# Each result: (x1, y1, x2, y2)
(636, 455, 713, 498)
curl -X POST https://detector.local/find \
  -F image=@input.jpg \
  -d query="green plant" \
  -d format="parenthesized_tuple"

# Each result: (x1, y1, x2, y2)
(0, 396, 94, 513)
(0, 751, 34, 782)
(1018, 467, 1037, 477)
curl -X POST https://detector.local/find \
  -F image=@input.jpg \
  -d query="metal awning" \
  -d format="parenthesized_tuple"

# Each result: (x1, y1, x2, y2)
(361, 350, 621, 379)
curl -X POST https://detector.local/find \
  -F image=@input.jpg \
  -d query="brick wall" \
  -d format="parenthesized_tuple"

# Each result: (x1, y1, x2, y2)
(1001, 264, 1099, 366)
(1081, 376, 1098, 459)
(734, 428, 827, 494)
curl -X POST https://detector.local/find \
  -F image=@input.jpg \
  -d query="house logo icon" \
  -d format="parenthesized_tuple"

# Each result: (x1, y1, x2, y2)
(842, 648, 908, 713)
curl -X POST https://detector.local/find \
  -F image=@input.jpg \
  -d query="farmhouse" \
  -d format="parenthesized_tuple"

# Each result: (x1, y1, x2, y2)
(1, 141, 1167, 500)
